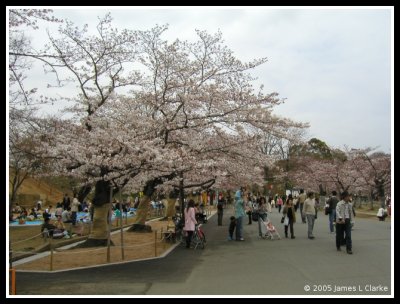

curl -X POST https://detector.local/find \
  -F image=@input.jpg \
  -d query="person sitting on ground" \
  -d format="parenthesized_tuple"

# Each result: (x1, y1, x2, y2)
(53, 215, 69, 238)
(14, 203, 22, 214)
(28, 208, 38, 220)
(41, 217, 56, 238)
(62, 207, 72, 223)
(54, 215, 66, 231)
(19, 207, 28, 219)
(37, 199, 43, 211)
(43, 206, 52, 220)
(55, 202, 63, 218)
(81, 200, 88, 213)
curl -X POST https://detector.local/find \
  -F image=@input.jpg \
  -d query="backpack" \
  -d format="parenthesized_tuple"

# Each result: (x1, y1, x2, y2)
(324, 203, 331, 215)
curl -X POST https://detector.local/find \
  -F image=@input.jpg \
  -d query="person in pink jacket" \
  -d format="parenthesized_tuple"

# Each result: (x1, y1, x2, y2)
(184, 199, 198, 248)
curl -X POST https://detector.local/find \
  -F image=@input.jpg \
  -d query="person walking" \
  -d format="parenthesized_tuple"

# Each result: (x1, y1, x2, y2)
(276, 196, 283, 213)
(227, 216, 236, 241)
(326, 191, 339, 233)
(245, 194, 253, 225)
(282, 194, 296, 239)
(235, 188, 246, 241)
(217, 197, 224, 226)
(336, 191, 354, 254)
(184, 199, 197, 248)
(257, 197, 268, 238)
(270, 196, 275, 209)
(298, 189, 307, 223)
(303, 192, 316, 239)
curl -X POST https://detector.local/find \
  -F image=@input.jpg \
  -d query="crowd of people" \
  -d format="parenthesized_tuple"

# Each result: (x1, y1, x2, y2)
(11, 188, 390, 250)
(213, 187, 390, 255)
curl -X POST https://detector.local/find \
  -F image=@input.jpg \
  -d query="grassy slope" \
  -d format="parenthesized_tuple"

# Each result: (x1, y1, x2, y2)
(10, 174, 69, 209)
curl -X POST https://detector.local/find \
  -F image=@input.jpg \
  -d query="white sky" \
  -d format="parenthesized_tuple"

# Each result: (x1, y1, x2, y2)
(10, 6, 393, 153)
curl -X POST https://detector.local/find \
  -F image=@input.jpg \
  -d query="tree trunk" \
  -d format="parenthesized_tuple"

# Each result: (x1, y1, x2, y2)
(77, 185, 92, 204)
(379, 196, 385, 209)
(9, 169, 25, 221)
(369, 189, 374, 210)
(77, 179, 113, 247)
(179, 173, 185, 220)
(127, 196, 152, 232)
(127, 175, 176, 231)
(165, 198, 176, 218)
(375, 179, 385, 208)
(9, 192, 16, 222)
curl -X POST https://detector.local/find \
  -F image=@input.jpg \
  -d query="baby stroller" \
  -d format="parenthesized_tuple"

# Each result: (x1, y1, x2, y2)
(260, 218, 281, 240)
(196, 204, 208, 224)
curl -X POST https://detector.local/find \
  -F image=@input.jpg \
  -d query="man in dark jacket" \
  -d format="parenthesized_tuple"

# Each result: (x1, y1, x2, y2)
(326, 191, 339, 233)
(217, 197, 224, 226)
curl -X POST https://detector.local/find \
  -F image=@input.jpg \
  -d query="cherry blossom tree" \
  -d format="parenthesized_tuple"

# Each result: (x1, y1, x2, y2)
(288, 155, 362, 194)
(9, 109, 42, 221)
(347, 148, 391, 208)
(8, 9, 64, 220)
(8, 9, 62, 106)
(129, 27, 306, 225)
(286, 146, 391, 209)
(261, 127, 308, 193)
(16, 13, 306, 246)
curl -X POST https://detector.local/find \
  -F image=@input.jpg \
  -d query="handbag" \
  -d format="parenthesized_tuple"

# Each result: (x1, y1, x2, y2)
(280, 216, 285, 223)
(284, 216, 289, 226)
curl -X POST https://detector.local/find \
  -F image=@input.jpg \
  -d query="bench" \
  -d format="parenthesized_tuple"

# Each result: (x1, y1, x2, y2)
(163, 230, 177, 243)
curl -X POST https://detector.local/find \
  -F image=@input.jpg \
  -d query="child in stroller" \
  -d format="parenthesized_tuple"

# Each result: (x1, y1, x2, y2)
(195, 203, 208, 224)
(260, 218, 281, 240)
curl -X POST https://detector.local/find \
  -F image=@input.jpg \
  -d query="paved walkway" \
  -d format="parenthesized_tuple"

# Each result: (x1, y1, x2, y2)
(14, 205, 392, 296)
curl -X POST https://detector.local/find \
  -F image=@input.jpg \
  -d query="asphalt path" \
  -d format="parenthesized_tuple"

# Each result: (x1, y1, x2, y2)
(14, 205, 392, 296)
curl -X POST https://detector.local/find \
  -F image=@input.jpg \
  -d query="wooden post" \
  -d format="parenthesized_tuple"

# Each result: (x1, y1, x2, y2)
(9, 240, 12, 269)
(107, 185, 113, 263)
(9, 240, 16, 295)
(125, 196, 129, 225)
(154, 230, 157, 257)
(49, 237, 53, 271)
(9, 268, 16, 295)
(119, 188, 124, 261)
